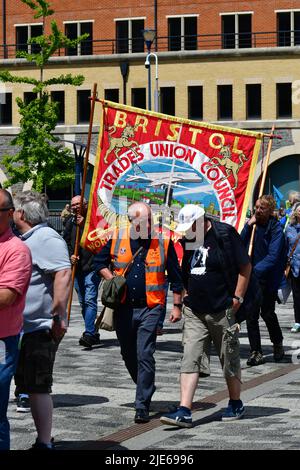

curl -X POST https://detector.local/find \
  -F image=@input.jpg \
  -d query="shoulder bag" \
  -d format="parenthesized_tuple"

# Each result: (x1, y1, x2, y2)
(101, 246, 143, 309)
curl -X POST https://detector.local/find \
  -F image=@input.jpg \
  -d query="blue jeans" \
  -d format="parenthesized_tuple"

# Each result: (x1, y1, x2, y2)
(115, 305, 162, 410)
(0, 335, 20, 450)
(75, 270, 101, 336)
(158, 281, 169, 329)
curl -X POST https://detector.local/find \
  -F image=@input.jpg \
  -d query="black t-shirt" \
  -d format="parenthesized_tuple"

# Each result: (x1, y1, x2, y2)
(182, 227, 249, 314)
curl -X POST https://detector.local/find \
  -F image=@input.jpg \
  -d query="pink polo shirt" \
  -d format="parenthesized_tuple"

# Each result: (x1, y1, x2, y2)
(0, 227, 32, 338)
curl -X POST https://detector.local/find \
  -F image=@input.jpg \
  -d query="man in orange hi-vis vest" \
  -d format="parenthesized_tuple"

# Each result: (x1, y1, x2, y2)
(94, 202, 183, 424)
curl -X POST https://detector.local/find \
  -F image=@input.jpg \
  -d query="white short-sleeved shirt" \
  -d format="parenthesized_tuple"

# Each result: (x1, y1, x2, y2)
(21, 223, 71, 333)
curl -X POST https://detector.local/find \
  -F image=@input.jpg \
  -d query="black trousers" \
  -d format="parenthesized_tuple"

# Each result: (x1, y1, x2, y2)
(115, 304, 162, 411)
(291, 273, 300, 324)
(246, 287, 283, 353)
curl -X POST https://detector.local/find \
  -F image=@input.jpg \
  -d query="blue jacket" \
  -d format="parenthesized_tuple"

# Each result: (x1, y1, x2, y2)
(285, 223, 300, 278)
(240, 217, 286, 292)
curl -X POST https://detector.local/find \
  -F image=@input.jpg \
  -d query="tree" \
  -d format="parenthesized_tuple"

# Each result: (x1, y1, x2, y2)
(0, 0, 88, 192)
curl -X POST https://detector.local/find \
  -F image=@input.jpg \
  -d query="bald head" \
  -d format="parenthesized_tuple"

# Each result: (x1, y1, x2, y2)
(127, 202, 153, 239)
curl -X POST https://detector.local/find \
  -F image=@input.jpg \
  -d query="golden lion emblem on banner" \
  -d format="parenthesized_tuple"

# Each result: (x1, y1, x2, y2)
(104, 125, 138, 164)
(211, 145, 248, 190)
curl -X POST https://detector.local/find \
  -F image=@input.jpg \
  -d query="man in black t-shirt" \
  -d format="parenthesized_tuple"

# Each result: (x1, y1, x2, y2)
(160, 204, 251, 429)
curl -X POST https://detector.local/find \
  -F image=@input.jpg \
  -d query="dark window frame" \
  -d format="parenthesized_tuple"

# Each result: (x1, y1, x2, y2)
(77, 89, 91, 124)
(16, 23, 43, 55)
(115, 18, 145, 54)
(276, 83, 292, 119)
(188, 86, 203, 120)
(51, 91, 65, 124)
(246, 84, 261, 120)
(277, 11, 300, 47)
(221, 13, 252, 49)
(65, 21, 93, 56)
(217, 85, 233, 120)
(160, 87, 175, 116)
(131, 88, 146, 109)
(104, 89, 119, 103)
(168, 16, 198, 51)
(0, 93, 12, 125)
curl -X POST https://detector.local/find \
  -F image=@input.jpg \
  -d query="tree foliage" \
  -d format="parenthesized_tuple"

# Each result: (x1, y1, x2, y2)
(0, 0, 87, 191)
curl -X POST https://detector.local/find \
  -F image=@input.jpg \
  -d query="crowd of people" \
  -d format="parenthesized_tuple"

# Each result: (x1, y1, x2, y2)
(0, 187, 299, 449)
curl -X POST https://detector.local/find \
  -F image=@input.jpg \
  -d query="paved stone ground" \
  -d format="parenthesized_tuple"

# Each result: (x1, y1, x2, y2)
(8, 294, 300, 450)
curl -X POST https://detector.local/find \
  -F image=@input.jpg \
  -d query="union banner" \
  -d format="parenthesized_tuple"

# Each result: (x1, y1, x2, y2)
(81, 100, 263, 253)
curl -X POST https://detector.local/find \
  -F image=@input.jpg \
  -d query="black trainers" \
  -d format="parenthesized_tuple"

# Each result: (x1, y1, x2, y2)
(16, 394, 30, 413)
(79, 333, 101, 348)
(246, 351, 265, 367)
(134, 409, 150, 423)
(273, 343, 284, 362)
(29, 438, 54, 450)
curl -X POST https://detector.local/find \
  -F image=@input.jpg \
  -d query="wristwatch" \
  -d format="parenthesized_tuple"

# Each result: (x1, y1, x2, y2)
(52, 314, 61, 324)
(233, 295, 244, 304)
(174, 303, 183, 309)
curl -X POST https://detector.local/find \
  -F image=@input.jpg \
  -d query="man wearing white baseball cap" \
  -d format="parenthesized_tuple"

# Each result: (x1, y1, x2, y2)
(161, 204, 251, 428)
(176, 204, 205, 233)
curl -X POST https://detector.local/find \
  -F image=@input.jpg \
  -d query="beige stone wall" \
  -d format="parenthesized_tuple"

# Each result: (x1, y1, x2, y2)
(4, 53, 300, 127)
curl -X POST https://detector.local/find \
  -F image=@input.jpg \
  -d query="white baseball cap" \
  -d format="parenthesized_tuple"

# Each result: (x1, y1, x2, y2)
(176, 204, 205, 233)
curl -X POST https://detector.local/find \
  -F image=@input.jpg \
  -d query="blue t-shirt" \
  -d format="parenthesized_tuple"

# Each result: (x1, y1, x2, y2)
(21, 223, 71, 333)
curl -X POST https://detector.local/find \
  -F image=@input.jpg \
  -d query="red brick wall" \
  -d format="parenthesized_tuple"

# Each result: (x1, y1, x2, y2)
(1, 0, 300, 50)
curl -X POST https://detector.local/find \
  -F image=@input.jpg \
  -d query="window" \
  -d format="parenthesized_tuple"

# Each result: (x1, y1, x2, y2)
(77, 90, 91, 123)
(131, 88, 146, 109)
(160, 87, 175, 116)
(105, 89, 119, 103)
(65, 22, 93, 56)
(188, 86, 203, 120)
(218, 85, 232, 120)
(24, 92, 37, 105)
(115, 19, 144, 54)
(16, 24, 43, 54)
(246, 84, 261, 119)
(221, 13, 252, 49)
(51, 91, 65, 124)
(0, 93, 12, 125)
(277, 83, 292, 118)
(277, 11, 300, 46)
(168, 16, 198, 51)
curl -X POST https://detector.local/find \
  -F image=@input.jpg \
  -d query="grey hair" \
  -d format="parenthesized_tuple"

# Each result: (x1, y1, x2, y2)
(288, 191, 300, 204)
(13, 190, 49, 226)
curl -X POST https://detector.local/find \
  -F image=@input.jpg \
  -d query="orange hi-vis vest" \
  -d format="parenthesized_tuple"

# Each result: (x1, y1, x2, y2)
(110, 227, 170, 308)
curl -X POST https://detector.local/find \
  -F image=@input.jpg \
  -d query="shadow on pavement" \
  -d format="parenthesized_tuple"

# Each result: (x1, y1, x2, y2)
(52, 394, 109, 408)
(53, 440, 128, 450)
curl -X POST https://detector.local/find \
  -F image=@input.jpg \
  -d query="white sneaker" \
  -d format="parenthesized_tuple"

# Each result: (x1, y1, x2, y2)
(291, 323, 300, 333)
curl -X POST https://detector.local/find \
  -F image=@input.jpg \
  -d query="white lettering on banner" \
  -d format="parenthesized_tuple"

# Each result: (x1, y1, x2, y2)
(98, 142, 237, 227)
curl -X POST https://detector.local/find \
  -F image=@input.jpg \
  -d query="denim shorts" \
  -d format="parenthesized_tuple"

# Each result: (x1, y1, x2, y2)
(180, 305, 241, 379)
(15, 329, 58, 394)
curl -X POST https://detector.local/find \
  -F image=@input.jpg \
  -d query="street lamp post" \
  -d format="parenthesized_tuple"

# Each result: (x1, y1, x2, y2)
(142, 29, 159, 112)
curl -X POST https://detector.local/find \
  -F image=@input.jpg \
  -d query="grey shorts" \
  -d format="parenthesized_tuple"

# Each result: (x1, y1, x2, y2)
(180, 305, 241, 379)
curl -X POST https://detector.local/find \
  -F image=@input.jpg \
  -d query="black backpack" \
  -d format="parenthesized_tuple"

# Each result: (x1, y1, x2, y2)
(211, 220, 262, 324)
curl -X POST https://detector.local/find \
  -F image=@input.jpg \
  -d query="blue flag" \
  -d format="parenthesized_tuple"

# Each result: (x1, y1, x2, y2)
(273, 185, 284, 209)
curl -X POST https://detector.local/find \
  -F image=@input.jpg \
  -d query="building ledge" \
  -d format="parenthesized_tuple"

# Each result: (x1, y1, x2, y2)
(0, 120, 300, 135)
(1, 46, 300, 67)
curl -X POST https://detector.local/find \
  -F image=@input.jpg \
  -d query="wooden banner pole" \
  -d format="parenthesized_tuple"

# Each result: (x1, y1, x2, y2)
(67, 83, 98, 325)
(248, 124, 276, 257)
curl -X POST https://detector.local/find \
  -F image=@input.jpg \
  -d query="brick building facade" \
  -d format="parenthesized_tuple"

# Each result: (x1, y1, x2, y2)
(0, 0, 299, 206)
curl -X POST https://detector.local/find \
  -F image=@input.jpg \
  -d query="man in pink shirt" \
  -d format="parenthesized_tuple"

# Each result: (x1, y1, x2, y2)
(0, 189, 32, 450)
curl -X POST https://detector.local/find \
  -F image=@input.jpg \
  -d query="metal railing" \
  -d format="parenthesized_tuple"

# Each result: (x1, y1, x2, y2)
(1, 30, 300, 60)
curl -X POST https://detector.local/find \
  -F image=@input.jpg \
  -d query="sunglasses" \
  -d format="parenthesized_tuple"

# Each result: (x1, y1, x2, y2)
(0, 207, 14, 212)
